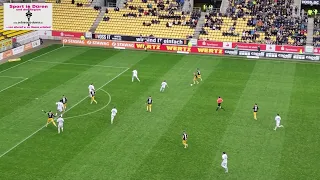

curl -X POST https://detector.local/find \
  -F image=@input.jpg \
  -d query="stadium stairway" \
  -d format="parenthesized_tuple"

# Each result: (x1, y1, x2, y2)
(192, 11, 206, 39)
(220, 0, 229, 14)
(293, 0, 301, 17)
(89, 7, 107, 32)
(306, 17, 314, 45)
(182, 0, 193, 12)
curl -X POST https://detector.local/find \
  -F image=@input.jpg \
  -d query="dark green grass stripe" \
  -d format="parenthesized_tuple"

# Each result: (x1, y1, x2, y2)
(131, 59, 257, 180)
(279, 64, 320, 179)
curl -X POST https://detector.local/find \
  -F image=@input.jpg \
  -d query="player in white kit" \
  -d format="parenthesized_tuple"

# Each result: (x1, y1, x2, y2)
(111, 107, 118, 124)
(274, 114, 284, 131)
(160, 80, 169, 92)
(88, 83, 95, 97)
(132, 70, 140, 82)
(56, 115, 64, 134)
(56, 101, 64, 116)
(221, 152, 228, 173)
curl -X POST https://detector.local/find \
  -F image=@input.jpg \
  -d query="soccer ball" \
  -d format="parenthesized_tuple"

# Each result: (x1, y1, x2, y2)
(190, 84, 193, 86)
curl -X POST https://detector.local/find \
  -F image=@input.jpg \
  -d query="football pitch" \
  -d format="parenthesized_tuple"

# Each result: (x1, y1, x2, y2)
(0, 44, 319, 180)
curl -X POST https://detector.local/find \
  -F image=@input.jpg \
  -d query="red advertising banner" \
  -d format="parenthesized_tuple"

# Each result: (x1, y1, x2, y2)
(197, 40, 223, 48)
(134, 43, 224, 54)
(275, 45, 304, 53)
(232, 42, 266, 51)
(314, 48, 320, 54)
(52, 31, 83, 38)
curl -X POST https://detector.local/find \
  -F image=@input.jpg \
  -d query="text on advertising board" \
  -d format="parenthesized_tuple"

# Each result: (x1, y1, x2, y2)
(4, 3, 52, 30)
(93, 34, 187, 45)
(52, 31, 83, 38)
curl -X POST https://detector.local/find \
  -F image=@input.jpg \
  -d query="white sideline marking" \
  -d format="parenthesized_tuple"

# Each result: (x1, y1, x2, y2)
(0, 46, 64, 75)
(0, 78, 28, 93)
(29, 60, 128, 69)
(65, 89, 111, 120)
(0, 68, 129, 158)
(0, 76, 26, 79)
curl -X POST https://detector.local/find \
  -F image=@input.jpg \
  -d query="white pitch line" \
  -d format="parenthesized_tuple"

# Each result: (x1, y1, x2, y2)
(0, 78, 28, 93)
(29, 60, 128, 69)
(65, 89, 111, 120)
(0, 46, 64, 75)
(0, 67, 129, 158)
(0, 76, 26, 79)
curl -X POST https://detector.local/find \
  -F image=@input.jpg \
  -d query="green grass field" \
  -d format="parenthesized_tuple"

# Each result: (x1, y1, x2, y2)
(0, 44, 319, 180)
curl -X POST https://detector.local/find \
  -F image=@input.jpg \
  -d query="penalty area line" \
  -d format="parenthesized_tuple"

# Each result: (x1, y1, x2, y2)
(0, 46, 64, 75)
(0, 67, 129, 158)
(0, 78, 28, 93)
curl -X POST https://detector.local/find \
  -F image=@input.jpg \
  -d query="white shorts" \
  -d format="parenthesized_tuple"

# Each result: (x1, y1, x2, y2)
(133, 74, 138, 78)
(161, 86, 166, 89)
(58, 124, 63, 128)
(276, 120, 280, 127)
(221, 162, 227, 168)
(57, 108, 63, 112)
(111, 114, 116, 119)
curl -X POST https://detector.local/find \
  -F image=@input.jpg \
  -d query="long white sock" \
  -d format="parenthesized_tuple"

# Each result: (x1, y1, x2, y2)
(58, 128, 60, 134)
(111, 117, 114, 124)
(137, 77, 140, 82)
(225, 167, 228, 172)
(132, 77, 134, 82)
(61, 127, 63, 132)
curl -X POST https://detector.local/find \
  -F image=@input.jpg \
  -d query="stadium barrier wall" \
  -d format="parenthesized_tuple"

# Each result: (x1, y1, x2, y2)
(61, 38, 320, 60)
(61, 38, 320, 61)
(89, 33, 320, 54)
(15, 31, 40, 45)
(39, 30, 320, 55)
(61, 38, 224, 55)
(0, 39, 41, 62)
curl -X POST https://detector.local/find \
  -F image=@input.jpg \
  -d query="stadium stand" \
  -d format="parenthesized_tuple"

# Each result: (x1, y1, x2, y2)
(95, 0, 197, 39)
(199, 0, 307, 46)
(313, 14, 320, 47)
(46, 0, 99, 32)
(0, 6, 31, 41)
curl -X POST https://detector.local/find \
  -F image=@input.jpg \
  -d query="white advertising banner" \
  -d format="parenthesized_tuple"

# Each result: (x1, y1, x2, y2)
(4, 3, 52, 30)
(16, 31, 40, 44)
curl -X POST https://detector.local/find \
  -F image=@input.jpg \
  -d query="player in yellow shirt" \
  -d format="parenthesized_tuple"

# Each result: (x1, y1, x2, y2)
(253, 103, 259, 120)
(90, 90, 97, 104)
(146, 96, 152, 112)
(197, 68, 202, 81)
(193, 72, 199, 85)
(182, 131, 188, 148)
(42, 110, 57, 127)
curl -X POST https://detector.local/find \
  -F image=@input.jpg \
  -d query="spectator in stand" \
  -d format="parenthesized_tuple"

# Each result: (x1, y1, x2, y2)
(103, 16, 110, 21)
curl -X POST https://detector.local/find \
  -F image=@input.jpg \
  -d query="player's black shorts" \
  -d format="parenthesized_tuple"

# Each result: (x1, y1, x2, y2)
(217, 103, 221, 107)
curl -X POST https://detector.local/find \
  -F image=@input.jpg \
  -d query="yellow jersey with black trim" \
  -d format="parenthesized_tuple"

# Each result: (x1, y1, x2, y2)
(147, 98, 152, 104)
(90, 91, 96, 97)
(48, 112, 54, 118)
(61, 97, 67, 104)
